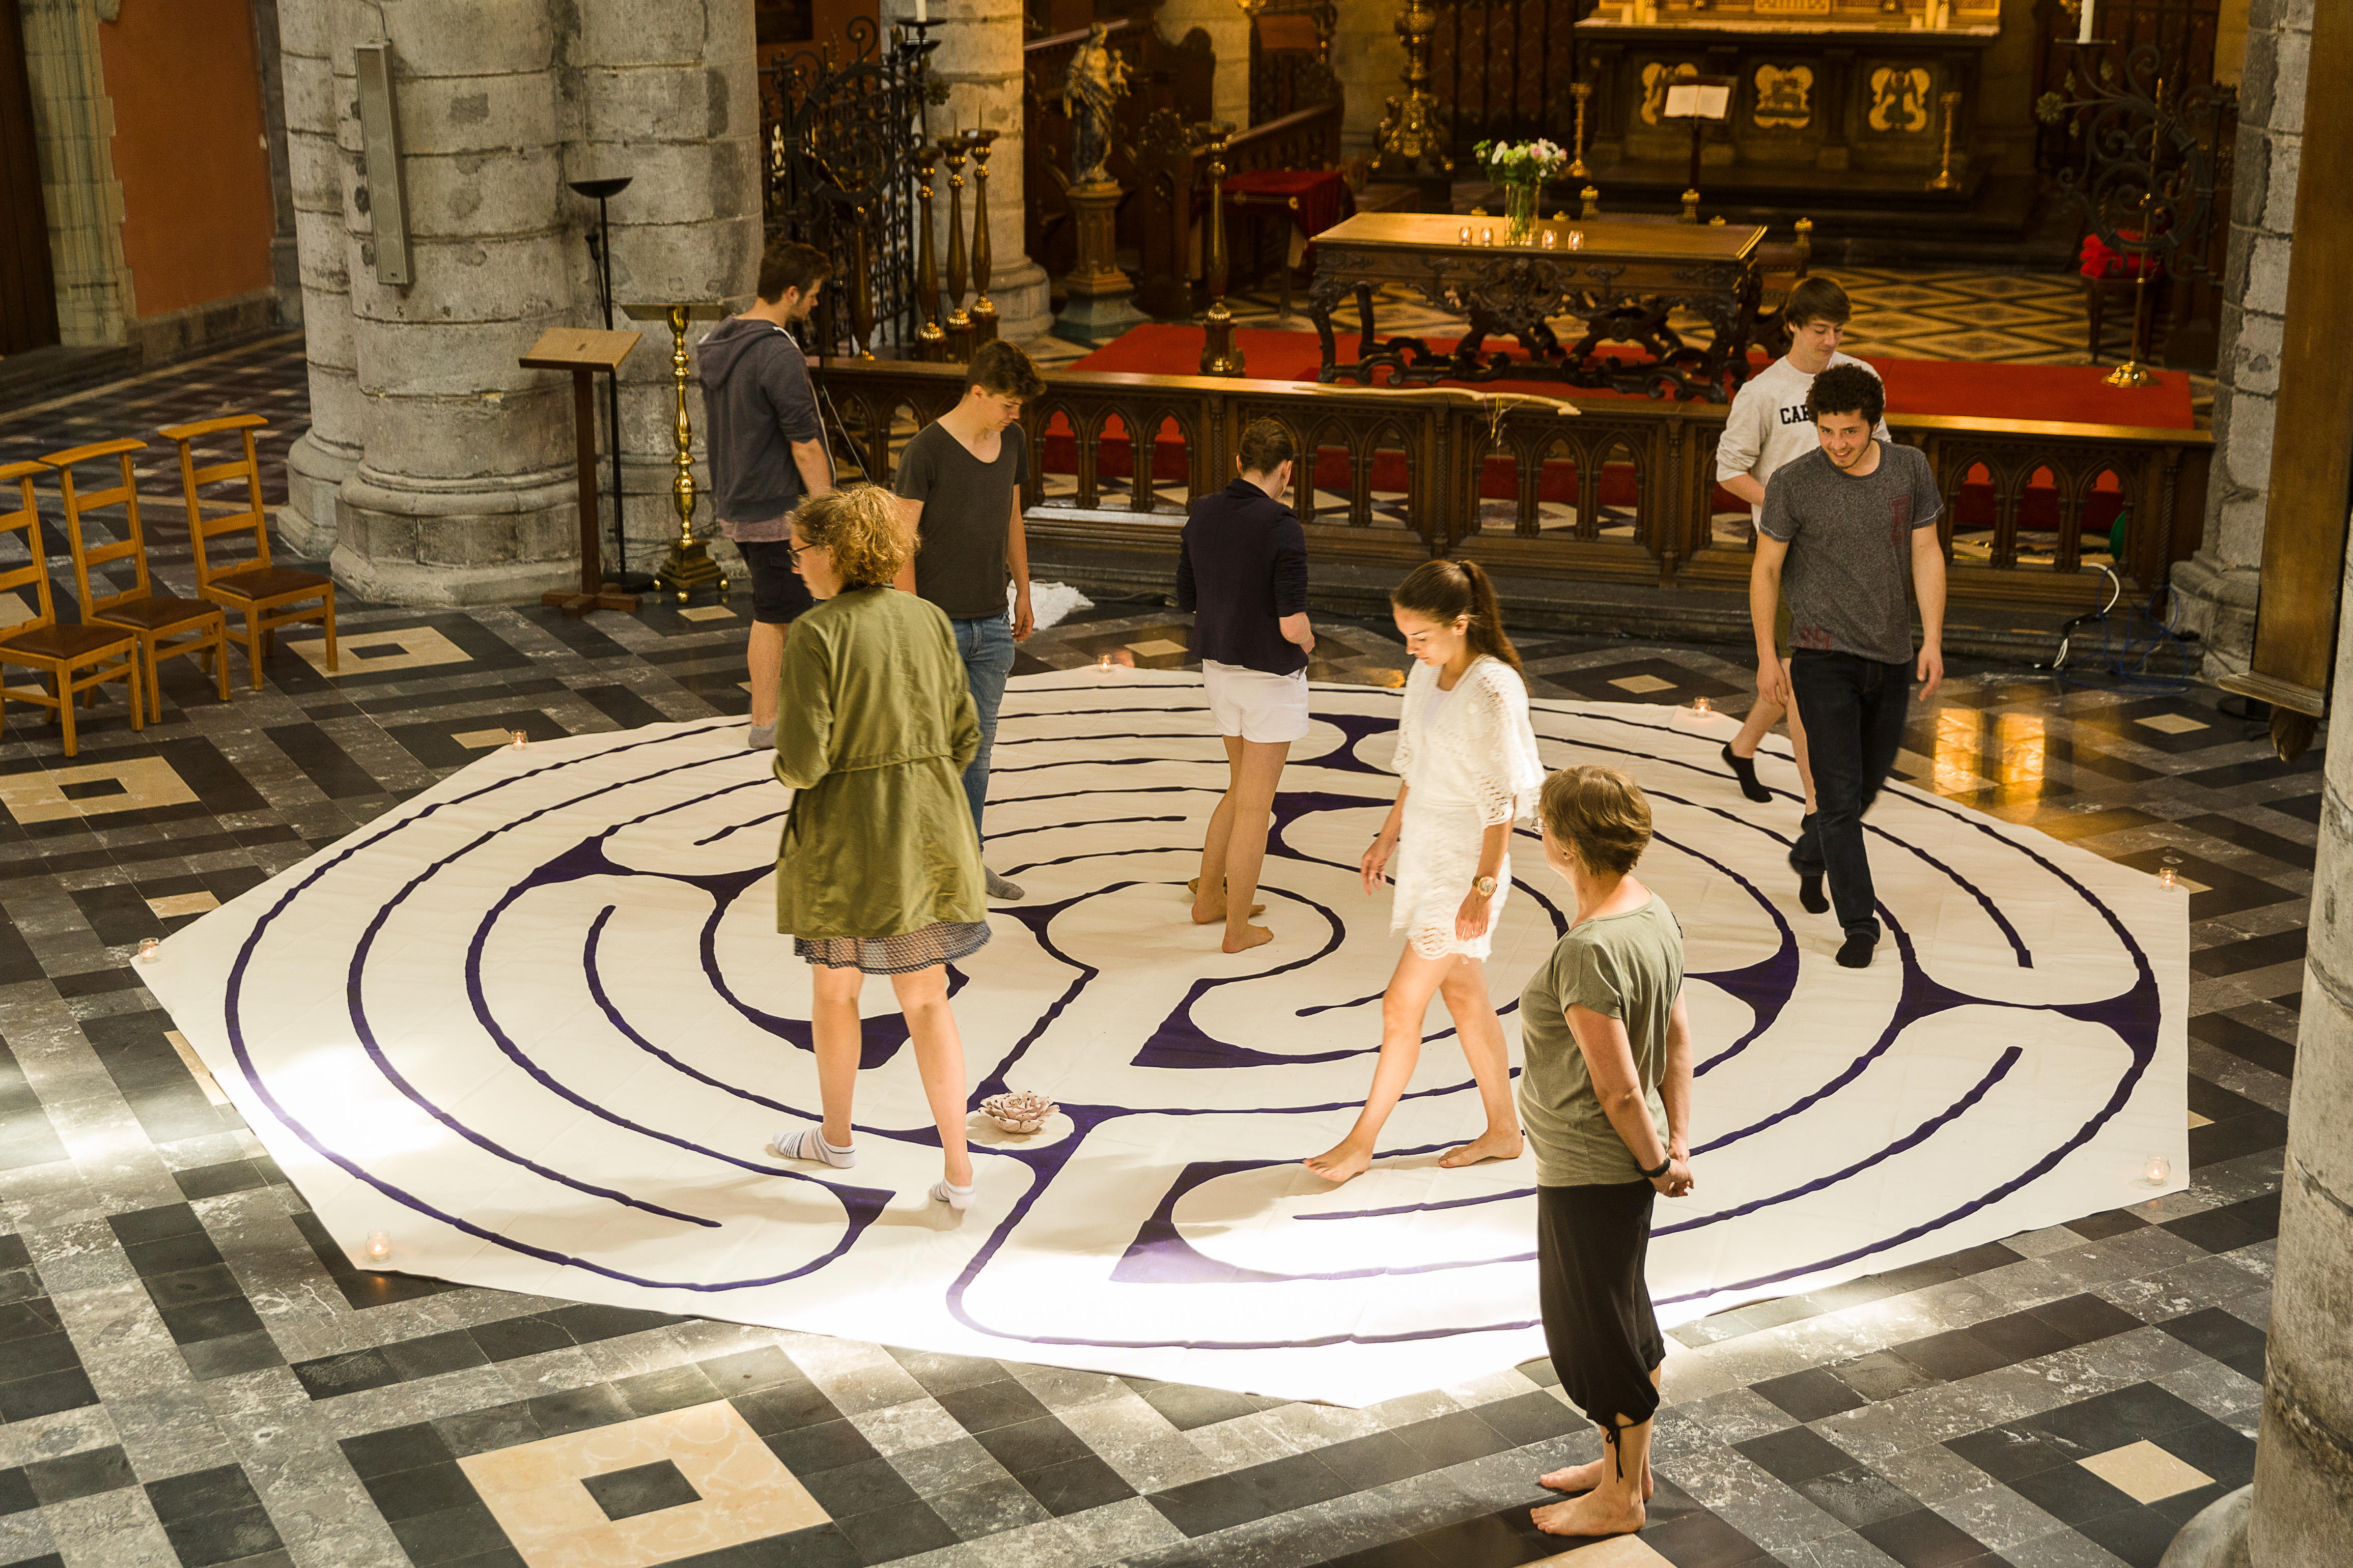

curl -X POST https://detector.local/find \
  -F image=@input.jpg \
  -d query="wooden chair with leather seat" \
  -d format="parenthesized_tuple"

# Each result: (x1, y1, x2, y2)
(157, 414, 337, 686)
(40, 438, 231, 721)
(0, 461, 145, 756)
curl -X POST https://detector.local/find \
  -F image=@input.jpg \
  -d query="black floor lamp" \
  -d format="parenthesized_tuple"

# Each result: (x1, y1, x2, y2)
(568, 175, 653, 592)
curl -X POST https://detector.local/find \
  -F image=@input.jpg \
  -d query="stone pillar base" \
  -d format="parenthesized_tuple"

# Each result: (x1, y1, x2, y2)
(278, 430, 360, 561)
(2170, 549, 2262, 682)
(2159, 1485, 2249, 1568)
(989, 258, 1052, 346)
(329, 466, 580, 606)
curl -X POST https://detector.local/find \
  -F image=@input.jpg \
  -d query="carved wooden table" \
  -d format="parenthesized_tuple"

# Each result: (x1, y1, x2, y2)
(1306, 213, 1768, 403)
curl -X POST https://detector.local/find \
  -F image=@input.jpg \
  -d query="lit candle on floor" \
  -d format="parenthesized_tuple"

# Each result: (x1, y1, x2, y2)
(365, 1230, 392, 1265)
(511, 730, 527, 749)
(2143, 1154, 2170, 1185)
(1693, 695, 1712, 715)
(138, 937, 160, 965)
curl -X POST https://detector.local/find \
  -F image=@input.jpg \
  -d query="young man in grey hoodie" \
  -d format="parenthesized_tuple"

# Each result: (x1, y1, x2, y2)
(697, 238, 835, 749)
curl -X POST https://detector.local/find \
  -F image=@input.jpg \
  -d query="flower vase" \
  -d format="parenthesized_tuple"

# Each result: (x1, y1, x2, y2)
(1504, 182, 1539, 245)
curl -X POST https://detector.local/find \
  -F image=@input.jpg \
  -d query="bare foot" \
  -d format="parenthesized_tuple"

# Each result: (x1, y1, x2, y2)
(1531, 1490, 1644, 1538)
(1191, 901, 1266, 925)
(1222, 924, 1273, 954)
(1303, 1141, 1374, 1183)
(1539, 1458, 1654, 1500)
(1437, 1128, 1524, 1168)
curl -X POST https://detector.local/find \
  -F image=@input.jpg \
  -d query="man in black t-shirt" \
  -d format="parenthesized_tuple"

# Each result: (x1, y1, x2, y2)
(891, 340, 1048, 901)
(1176, 418, 1313, 954)
(1751, 364, 1947, 970)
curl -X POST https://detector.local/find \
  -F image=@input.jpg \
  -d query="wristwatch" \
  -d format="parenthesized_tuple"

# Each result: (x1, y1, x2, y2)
(1473, 875, 1497, 898)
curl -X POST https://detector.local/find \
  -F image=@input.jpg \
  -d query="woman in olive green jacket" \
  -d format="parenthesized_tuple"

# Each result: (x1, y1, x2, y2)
(768, 485, 987, 1211)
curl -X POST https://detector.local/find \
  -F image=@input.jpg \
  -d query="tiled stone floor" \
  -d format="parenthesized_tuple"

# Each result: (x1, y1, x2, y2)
(0, 327, 2305, 1568)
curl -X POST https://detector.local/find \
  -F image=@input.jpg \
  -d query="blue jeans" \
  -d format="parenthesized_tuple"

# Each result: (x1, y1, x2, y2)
(1788, 649, 1911, 943)
(953, 613, 1016, 841)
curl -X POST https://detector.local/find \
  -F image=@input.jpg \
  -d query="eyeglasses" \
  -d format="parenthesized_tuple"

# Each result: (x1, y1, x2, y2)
(786, 539, 819, 559)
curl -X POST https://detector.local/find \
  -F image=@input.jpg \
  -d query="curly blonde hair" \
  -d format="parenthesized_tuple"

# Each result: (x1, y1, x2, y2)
(791, 484, 910, 588)
(1539, 764, 1652, 876)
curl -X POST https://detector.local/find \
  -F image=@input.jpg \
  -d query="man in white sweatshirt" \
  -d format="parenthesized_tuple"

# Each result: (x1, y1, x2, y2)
(1712, 276, 1887, 812)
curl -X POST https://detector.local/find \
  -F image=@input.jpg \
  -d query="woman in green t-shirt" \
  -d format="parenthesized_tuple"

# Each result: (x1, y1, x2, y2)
(1519, 765, 1696, 1541)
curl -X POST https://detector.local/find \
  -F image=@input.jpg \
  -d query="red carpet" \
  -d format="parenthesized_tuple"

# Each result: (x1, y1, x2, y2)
(1051, 323, 2176, 539)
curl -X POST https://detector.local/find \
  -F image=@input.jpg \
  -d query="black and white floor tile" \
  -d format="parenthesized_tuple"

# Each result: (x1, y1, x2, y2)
(0, 328, 2295, 1568)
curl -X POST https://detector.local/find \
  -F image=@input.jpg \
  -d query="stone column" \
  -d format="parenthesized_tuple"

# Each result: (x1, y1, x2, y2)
(17, 0, 132, 347)
(248, 0, 302, 328)
(912, 0, 1050, 343)
(1333, 0, 1408, 160)
(1157, 0, 1249, 130)
(329, 4, 580, 605)
(2234, 518, 2353, 1563)
(571, 0, 763, 579)
(2171, 0, 2311, 678)
(273, 0, 360, 559)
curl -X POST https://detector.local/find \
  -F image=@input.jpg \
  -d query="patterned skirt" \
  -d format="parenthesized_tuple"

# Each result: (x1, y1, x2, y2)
(794, 919, 992, 976)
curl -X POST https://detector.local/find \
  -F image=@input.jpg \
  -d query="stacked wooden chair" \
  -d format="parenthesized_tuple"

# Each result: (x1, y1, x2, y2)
(159, 414, 337, 685)
(41, 438, 231, 720)
(0, 462, 146, 756)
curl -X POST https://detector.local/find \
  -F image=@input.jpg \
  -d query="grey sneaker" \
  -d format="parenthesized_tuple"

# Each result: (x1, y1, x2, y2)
(984, 868, 1025, 901)
(746, 723, 775, 751)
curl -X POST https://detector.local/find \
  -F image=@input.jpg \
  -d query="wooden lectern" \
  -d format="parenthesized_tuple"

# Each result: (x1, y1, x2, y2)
(521, 327, 641, 616)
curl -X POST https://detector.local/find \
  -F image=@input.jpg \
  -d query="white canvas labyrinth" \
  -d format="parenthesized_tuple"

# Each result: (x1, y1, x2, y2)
(142, 670, 2188, 1407)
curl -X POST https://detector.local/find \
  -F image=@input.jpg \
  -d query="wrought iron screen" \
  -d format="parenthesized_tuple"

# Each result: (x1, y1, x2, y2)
(762, 19, 932, 359)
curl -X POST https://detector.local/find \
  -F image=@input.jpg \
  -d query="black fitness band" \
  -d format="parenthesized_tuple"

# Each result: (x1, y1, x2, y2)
(1638, 1153, 1672, 1181)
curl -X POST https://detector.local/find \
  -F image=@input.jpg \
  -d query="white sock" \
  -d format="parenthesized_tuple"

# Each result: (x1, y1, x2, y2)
(930, 1178, 975, 1211)
(776, 1127, 856, 1168)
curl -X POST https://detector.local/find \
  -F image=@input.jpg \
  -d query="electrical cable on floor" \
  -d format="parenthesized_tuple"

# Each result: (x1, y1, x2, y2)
(2039, 565, 2195, 694)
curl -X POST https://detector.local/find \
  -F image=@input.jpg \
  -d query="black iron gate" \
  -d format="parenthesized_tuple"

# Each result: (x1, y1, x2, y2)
(761, 19, 938, 360)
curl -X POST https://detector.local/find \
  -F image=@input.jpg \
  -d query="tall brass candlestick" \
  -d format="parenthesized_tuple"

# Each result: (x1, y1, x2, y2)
(1199, 123, 1243, 377)
(2105, 76, 2163, 389)
(1569, 81, 1592, 180)
(1373, 0, 1451, 178)
(913, 145, 946, 361)
(965, 129, 999, 345)
(940, 137, 973, 362)
(1926, 90, 1964, 192)
(621, 301, 730, 605)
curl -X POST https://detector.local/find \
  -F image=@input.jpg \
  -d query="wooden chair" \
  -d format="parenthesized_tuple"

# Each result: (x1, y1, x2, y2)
(41, 438, 231, 721)
(157, 414, 336, 686)
(0, 461, 145, 756)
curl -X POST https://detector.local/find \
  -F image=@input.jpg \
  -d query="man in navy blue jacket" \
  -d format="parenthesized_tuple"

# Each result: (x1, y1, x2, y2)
(1176, 419, 1314, 954)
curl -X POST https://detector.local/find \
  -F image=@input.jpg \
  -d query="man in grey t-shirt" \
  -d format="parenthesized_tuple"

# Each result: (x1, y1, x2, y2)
(1752, 363, 1947, 969)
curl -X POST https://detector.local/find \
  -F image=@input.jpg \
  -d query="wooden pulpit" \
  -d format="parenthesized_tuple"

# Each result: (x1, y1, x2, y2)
(522, 327, 641, 617)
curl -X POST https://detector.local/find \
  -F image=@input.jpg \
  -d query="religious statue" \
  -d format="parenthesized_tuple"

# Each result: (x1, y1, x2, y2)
(1062, 21, 1131, 188)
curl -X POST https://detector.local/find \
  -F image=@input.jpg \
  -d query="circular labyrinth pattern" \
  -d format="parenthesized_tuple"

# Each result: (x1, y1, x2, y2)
(148, 671, 2189, 1405)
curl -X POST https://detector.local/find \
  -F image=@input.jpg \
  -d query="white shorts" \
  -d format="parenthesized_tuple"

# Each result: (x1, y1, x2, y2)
(1202, 660, 1311, 744)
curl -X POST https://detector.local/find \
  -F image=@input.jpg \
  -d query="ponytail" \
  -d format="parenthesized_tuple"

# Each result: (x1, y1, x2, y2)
(1391, 558, 1522, 673)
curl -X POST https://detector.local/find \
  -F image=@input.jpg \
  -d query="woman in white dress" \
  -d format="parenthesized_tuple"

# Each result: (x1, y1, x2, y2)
(1305, 560, 1545, 1183)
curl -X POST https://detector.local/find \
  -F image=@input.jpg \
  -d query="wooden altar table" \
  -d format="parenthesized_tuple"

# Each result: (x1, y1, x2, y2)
(1305, 212, 1767, 403)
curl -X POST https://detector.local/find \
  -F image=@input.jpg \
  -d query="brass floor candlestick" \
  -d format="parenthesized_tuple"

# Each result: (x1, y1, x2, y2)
(941, 137, 973, 361)
(1926, 90, 1964, 192)
(966, 129, 999, 344)
(2103, 75, 2166, 389)
(1199, 123, 1243, 377)
(913, 146, 946, 362)
(1373, 0, 1451, 179)
(621, 302, 729, 605)
(1569, 82, 1592, 180)
(1581, 184, 1600, 219)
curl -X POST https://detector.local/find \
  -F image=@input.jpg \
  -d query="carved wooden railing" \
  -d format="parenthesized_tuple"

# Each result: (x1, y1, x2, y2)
(1131, 100, 1346, 318)
(814, 360, 2211, 610)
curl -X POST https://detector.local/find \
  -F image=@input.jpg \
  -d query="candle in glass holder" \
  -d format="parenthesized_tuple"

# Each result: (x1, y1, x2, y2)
(1479, 225, 1494, 245)
(1459, 224, 1473, 243)
(511, 730, 527, 749)
(137, 937, 160, 965)
(1693, 696, 1711, 716)
(1567, 230, 1585, 250)
(2143, 1154, 2171, 1186)
(364, 1230, 392, 1265)
(1540, 229, 1557, 249)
